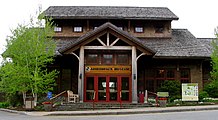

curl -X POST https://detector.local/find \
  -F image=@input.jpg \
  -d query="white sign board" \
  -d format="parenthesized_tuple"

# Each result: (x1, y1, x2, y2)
(182, 83, 198, 101)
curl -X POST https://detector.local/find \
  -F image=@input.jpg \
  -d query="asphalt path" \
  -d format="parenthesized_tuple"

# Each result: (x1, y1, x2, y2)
(1, 110, 218, 120)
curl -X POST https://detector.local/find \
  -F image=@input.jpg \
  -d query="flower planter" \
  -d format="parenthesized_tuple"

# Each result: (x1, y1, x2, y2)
(42, 102, 53, 111)
(159, 98, 167, 107)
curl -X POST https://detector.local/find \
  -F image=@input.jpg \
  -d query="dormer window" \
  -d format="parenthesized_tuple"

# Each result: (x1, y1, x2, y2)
(74, 26, 83, 32)
(135, 26, 143, 33)
(54, 26, 62, 32)
(155, 25, 164, 33)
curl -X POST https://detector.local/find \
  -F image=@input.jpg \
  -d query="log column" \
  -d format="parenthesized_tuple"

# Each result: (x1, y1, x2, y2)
(78, 46, 84, 102)
(132, 46, 137, 103)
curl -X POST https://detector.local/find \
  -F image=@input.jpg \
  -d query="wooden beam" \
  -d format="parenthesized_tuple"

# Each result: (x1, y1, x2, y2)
(107, 32, 110, 46)
(97, 38, 106, 46)
(110, 38, 120, 46)
(128, 20, 131, 32)
(84, 46, 132, 50)
(86, 20, 89, 31)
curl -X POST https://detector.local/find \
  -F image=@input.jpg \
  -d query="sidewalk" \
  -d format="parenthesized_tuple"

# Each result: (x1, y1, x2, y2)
(1, 105, 218, 116)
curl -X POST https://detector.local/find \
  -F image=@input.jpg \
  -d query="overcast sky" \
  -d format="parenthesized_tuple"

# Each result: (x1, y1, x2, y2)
(0, 0, 218, 63)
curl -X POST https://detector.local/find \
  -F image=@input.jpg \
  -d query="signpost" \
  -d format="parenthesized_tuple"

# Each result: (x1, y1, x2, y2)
(182, 83, 198, 101)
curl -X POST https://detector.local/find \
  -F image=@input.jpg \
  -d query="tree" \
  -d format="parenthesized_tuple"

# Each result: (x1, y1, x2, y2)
(206, 28, 218, 97)
(0, 11, 58, 106)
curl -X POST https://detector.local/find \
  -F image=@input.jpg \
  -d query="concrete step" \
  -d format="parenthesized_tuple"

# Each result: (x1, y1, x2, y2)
(54, 102, 153, 111)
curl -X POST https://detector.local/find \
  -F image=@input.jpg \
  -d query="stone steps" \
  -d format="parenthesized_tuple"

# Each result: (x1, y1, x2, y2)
(54, 102, 153, 111)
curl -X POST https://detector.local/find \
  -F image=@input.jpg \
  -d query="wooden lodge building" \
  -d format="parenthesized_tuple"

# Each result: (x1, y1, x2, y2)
(44, 6, 212, 103)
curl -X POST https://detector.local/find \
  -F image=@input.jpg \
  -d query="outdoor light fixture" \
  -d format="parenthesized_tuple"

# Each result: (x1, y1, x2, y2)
(79, 73, 82, 79)
(133, 74, 136, 80)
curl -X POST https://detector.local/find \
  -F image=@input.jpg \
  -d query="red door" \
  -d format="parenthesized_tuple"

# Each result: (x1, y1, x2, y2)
(84, 76, 131, 102)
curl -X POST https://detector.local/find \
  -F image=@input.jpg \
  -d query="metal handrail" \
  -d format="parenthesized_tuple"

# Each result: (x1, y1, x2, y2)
(50, 90, 67, 101)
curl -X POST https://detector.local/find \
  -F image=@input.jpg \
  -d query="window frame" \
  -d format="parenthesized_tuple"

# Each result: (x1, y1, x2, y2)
(73, 26, 83, 32)
(154, 25, 164, 33)
(116, 54, 129, 65)
(134, 26, 144, 33)
(54, 26, 62, 32)
(86, 54, 99, 64)
(102, 54, 114, 65)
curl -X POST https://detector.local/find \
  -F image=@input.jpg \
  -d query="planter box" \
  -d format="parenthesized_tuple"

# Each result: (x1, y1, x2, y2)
(43, 103, 53, 111)
(159, 100, 167, 107)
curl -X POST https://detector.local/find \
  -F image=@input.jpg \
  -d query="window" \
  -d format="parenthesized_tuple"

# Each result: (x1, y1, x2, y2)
(103, 54, 113, 64)
(155, 25, 164, 33)
(54, 26, 62, 32)
(166, 69, 175, 79)
(73, 26, 83, 32)
(135, 26, 143, 33)
(180, 69, 190, 83)
(117, 54, 128, 64)
(86, 54, 98, 64)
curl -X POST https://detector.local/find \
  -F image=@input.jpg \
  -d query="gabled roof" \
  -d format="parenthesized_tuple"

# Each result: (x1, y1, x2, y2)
(58, 22, 155, 54)
(141, 29, 211, 58)
(44, 6, 179, 20)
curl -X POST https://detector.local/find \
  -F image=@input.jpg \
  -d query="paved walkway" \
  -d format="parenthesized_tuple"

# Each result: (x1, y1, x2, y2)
(1, 105, 218, 116)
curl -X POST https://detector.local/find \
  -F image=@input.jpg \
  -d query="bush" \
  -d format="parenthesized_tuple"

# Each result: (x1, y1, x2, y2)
(0, 102, 9, 108)
(157, 80, 181, 102)
(204, 81, 218, 98)
(199, 91, 209, 101)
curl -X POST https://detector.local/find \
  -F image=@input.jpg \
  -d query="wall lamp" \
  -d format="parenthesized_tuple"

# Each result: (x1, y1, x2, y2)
(133, 74, 136, 80)
(79, 73, 82, 79)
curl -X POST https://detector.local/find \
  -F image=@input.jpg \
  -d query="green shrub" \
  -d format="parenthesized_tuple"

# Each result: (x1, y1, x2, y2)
(157, 80, 181, 102)
(199, 91, 209, 101)
(0, 102, 9, 108)
(204, 82, 218, 98)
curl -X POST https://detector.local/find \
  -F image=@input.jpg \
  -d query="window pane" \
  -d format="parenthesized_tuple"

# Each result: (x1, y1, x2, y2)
(54, 27, 62, 32)
(180, 69, 189, 78)
(74, 27, 82, 32)
(117, 54, 128, 64)
(135, 27, 143, 33)
(86, 54, 98, 64)
(103, 54, 113, 64)
(155, 25, 164, 33)
(166, 69, 175, 78)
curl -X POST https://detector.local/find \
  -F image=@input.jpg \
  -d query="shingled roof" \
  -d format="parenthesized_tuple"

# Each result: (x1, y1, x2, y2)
(198, 38, 215, 55)
(44, 6, 179, 20)
(141, 29, 211, 58)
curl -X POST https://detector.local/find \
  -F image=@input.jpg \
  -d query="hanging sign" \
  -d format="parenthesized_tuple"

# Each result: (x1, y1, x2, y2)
(85, 65, 131, 74)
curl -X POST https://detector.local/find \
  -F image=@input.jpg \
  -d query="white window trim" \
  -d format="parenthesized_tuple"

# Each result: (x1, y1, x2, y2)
(54, 26, 62, 32)
(74, 26, 83, 32)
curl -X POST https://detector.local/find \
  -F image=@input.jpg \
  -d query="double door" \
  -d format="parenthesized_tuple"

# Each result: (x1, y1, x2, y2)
(85, 76, 131, 102)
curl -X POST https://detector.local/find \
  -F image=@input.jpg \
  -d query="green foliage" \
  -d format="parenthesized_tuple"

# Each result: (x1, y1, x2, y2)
(157, 80, 181, 102)
(208, 28, 218, 98)
(0, 10, 58, 104)
(204, 82, 218, 98)
(198, 91, 209, 101)
(0, 102, 9, 108)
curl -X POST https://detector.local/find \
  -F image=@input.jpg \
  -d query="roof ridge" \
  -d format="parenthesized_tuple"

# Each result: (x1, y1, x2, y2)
(48, 6, 169, 9)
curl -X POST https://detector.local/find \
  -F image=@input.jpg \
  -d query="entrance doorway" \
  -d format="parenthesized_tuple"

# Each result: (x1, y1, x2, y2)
(84, 76, 131, 102)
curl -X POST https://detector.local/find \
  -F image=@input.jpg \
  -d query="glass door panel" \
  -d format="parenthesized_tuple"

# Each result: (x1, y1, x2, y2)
(121, 77, 129, 101)
(98, 77, 106, 101)
(109, 77, 118, 101)
(86, 77, 94, 100)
